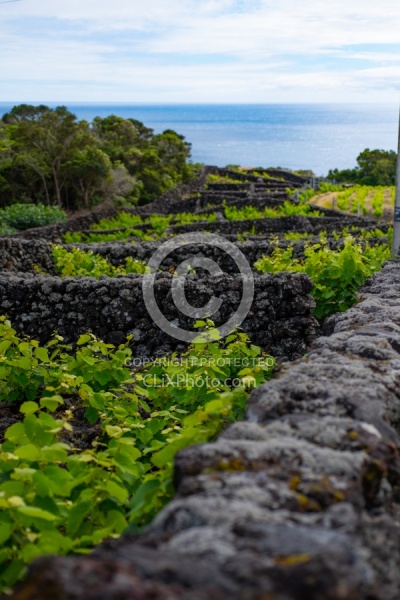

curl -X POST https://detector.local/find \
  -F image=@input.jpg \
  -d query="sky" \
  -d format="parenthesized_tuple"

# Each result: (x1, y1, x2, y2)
(1, 0, 400, 103)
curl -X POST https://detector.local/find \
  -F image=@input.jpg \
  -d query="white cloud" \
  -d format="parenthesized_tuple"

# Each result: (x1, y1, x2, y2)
(1, 0, 400, 102)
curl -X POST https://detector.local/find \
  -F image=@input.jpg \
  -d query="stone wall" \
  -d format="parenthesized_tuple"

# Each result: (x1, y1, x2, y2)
(169, 214, 378, 236)
(67, 233, 389, 272)
(148, 191, 288, 215)
(12, 207, 118, 243)
(0, 232, 389, 276)
(0, 237, 56, 274)
(11, 258, 400, 600)
(265, 168, 308, 185)
(207, 166, 307, 187)
(0, 271, 318, 361)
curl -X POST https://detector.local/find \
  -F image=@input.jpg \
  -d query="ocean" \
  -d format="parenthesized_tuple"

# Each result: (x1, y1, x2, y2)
(0, 103, 398, 176)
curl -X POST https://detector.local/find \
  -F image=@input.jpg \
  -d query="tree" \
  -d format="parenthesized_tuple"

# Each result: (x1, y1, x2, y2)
(0, 105, 194, 209)
(328, 148, 397, 185)
(2, 105, 91, 207)
(68, 147, 113, 209)
(93, 119, 193, 204)
(153, 129, 192, 178)
(356, 148, 396, 185)
(92, 115, 151, 171)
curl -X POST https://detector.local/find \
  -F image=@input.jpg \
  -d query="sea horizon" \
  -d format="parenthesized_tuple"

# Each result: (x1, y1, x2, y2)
(0, 103, 397, 176)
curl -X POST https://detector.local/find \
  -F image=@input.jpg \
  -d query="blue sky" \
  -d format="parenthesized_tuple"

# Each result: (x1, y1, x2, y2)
(1, 0, 400, 103)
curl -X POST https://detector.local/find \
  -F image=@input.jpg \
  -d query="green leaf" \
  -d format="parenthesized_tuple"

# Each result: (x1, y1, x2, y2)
(18, 357, 32, 370)
(43, 466, 74, 490)
(40, 444, 69, 462)
(134, 385, 150, 398)
(32, 471, 55, 497)
(14, 444, 41, 461)
(130, 479, 160, 513)
(106, 480, 129, 504)
(0, 522, 13, 545)
(35, 347, 50, 362)
(21, 544, 44, 563)
(112, 406, 129, 420)
(77, 334, 92, 346)
(0, 481, 25, 497)
(151, 440, 184, 468)
(183, 411, 205, 427)
(0, 340, 11, 355)
(89, 392, 107, 410)
(40, 396, 64, 412)
(106, 509, 128, 534)
(206, 328, 221, 341)
(204, 399, 225, 413)
(0, 559, 25, 588)
(93, 370, 111, 385)
(113, 452, 141, 476)
(66, 500, 92, 536)
(5, 422, 27, 443)
(136, 427, 154, 445)
(105, 425, 124, 438)
(38, 530, 74, 553)
(138, 398, 151, 412)
(16, 506, 58, 521)
(12, 468, 37, 481)
(18, 342, 32, 357)
(20, 402, 39, 416)
(84, 406, 99, 424)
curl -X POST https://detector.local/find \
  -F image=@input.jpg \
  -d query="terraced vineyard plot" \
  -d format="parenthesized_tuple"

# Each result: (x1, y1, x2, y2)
(62, 203, 322, 245)
(0, 320, 275, 591)
(255, 236, 390, 318)
(310, 183, 395, 219)
(0, 166, 397, 599)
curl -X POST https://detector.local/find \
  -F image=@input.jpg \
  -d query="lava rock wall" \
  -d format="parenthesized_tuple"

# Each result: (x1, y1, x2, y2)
(0, 271, 318, 360)
(0, 233, 388, 278)
(0, 238, 56, 274)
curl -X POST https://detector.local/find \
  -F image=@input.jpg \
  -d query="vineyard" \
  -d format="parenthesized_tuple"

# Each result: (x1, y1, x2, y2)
(309, 182, 395, 219)
(0, 166, 399, 600)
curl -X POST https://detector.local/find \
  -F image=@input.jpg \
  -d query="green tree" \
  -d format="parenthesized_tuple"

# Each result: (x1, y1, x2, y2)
(92, 115, 153, 174)
(0, 105, 194, 210)
(67, 147, 113, 209)
(328, 148, 397, 185)
(2, 105, 91, 207)
(93, 118, 193, 204)
(356, 148, 396, 185)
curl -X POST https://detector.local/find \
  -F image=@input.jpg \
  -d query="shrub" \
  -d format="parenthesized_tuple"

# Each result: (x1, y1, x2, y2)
(52, 246, 147, 278)
(255, 237, 390, 319)
(0, 318, 275, 592)
(317, 182, 346, 193)
(172, 212, 217, 226)
(280, 200, 320, 217)
(0, 204, 66, 231)
(287, 188, 316, 204)
(224, 203, 320, 222)
(283, 231, 312, 241)
(0, 224, 16, 236)
(224, 205, 264, 221)
(92, 212, 143, 231)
